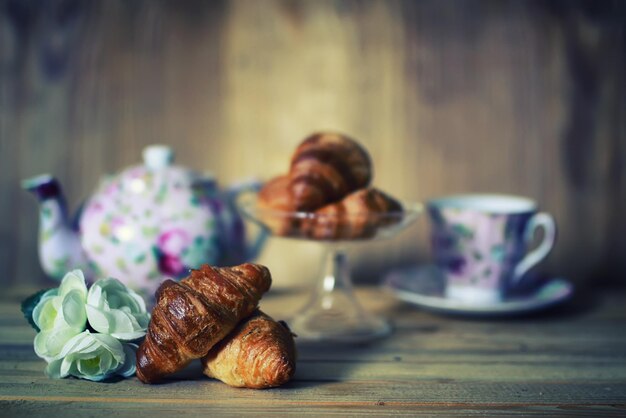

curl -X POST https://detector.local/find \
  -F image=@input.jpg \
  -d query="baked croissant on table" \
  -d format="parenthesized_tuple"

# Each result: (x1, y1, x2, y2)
(136, 263, 272, 383)
(288, 132, 372, 211)
(202, 310, 296, 389)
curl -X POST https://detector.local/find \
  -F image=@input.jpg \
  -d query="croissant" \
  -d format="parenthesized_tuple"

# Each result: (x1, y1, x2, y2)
(288, 132, 372, 211)
(307, 188, 403, 240)
(201, 310, 296, 389)
(257, 175, 299, 236)
(136, 263, 272, 383)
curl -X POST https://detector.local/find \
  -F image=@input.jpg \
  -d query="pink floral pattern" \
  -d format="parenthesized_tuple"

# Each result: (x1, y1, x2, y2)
(79, 163, 221, 297)
(154, 229, 191, 276)
(26, 147, 264, 300)
(429, 206, 530, 292)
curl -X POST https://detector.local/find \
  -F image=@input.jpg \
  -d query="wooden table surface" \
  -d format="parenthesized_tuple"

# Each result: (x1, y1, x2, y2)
(1, 285, 625, 417)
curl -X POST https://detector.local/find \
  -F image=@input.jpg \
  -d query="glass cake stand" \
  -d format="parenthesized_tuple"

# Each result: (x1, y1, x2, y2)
(238, 192, 422, 343)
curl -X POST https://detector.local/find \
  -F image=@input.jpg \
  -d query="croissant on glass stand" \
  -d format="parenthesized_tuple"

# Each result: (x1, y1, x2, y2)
(202, 310, 296, 389)
(308, 188, 403, 240)
(256, 132, 404, 241)
(136, 263, 272, 384)
(288, 132, 372, 211)
(257, 175, 298, 236)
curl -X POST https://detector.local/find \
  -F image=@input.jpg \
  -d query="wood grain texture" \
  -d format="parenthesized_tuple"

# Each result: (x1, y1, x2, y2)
(0, 0, 624, 288)
(1, 285, 626, 416)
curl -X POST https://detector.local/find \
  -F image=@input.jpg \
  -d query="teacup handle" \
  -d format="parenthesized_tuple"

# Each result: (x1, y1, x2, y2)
(512, 212, 556, 284)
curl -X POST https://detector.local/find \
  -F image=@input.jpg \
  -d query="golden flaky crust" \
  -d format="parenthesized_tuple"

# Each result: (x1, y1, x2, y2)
(136, 263, 272, 384)
(307, 188, 403, 240)
(201, 310, 296, 389)
(288, 132, 372, 211)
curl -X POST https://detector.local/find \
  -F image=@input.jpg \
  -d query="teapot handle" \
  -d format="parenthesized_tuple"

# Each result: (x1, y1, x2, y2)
(225, 178, 263, 198)
(226, 179, 268, 261)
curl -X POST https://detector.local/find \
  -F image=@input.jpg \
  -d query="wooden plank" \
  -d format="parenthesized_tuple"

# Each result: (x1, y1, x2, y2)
(0, 379, 625, 405)
(0, 399, 623, 418)
(0, 383, 624, 418)
(2, 362, 626, 386)
(1, 287, 626, 417)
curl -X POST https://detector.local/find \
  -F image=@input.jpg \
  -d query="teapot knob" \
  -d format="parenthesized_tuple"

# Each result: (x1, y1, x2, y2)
(143, 145, 174, 170)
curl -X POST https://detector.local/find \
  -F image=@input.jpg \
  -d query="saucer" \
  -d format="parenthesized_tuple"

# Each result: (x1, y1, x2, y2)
(382, 265, 574, 316)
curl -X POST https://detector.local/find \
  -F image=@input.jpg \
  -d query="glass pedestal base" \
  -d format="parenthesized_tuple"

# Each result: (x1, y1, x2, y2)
(288, 246, 391, 343)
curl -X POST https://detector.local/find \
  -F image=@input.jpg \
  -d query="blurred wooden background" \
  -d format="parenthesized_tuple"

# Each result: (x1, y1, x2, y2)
(0, 0, 624, 289)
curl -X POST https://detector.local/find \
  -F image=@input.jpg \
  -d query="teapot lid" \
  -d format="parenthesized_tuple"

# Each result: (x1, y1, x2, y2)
(142, 145, 174, 170)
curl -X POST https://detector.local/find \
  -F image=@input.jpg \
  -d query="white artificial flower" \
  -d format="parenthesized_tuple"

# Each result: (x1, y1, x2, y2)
(32, 270, 88, 361)
(85, 277, 150, 341)
(45, 330, 137, 381)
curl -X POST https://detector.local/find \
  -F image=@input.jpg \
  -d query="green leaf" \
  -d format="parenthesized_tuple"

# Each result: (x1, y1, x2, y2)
(21, 289, 52, 332)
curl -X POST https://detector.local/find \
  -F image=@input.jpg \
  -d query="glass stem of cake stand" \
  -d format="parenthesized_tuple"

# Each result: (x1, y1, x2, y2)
(289, 244, 391, 343)
(319, 246, 355, 309)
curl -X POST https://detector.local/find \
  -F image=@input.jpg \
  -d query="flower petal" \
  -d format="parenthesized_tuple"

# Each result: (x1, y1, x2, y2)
(92, 333, 125, 363)
(110, 329, 146, 341)
(39, 328, 135, 381)
(33, 331, 51, 360)
(85, 277, 149, 341)
(62, 290, 87, 330)
(99, 350, 113, 373)
(58, 270, 88, 299)
(77, 355, 102, 377)
(128, 290, 147, 312)
(31, 289, 58, 328)
(34, 327, 82, 361)
(86, 284, 103, 308)
(57, 330, 92, 358)
(32, 296, 59, 331)
(85, 305, 111, 335)
(45, 358, 63, 379)
(116, 343, 137, 377)
(107, 309, 135, 335)
(60, 354, 72, 377)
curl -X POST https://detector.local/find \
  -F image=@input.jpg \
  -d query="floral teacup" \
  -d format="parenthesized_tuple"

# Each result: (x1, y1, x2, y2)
(427, 194, 556, 304)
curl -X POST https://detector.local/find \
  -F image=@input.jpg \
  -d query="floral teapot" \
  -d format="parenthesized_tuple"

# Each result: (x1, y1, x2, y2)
(23, 145, 266, 297)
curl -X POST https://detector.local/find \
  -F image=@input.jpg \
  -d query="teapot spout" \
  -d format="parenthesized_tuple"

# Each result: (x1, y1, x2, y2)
(22, 175, 90, 280)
